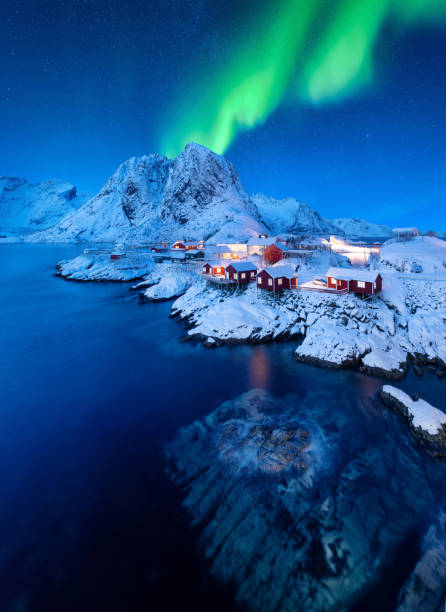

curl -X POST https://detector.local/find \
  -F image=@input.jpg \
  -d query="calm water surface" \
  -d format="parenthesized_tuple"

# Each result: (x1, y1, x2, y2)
(0, 244, 444, 612)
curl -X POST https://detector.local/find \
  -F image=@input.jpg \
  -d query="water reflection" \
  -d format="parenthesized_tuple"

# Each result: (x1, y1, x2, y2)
(249, 346, 271, 389)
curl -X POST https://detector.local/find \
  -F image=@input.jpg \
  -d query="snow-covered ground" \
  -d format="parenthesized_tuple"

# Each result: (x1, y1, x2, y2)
(378, 235, 446, 273)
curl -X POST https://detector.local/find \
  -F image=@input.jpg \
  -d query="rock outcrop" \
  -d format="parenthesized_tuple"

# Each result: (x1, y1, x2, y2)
(166, 388, 444, 611)
(380, 385, 446, 456)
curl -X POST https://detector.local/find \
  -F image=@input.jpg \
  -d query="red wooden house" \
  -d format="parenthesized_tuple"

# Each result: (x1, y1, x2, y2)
(264, 243, 285, 264)
(202, 261, 230, 277)
(326, 267, 382, 295)
(224, 262, 257, 283)
(257, 265, 298, 292)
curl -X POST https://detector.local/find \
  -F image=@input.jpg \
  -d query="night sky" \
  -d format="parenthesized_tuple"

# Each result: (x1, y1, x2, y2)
(2, 0, 446, 229)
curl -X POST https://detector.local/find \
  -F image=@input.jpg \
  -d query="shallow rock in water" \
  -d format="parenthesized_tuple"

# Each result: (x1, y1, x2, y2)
(165, 388, 442, 611)
(397, 510, 446, 611)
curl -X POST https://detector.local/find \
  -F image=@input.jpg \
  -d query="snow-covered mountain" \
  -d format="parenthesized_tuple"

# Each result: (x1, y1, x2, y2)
(252, 193, 332, 235)
(30, 143, 266, 243)
(0, 176, 87, 236)
(330, 217, 392, 239)
(252, 193, 392, 238)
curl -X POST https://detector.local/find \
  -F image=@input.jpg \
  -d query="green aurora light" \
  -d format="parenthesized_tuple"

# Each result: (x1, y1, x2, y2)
(160, 0, 446, 157)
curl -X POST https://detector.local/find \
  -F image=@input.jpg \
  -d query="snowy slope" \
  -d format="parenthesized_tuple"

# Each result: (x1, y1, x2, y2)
(330, 217, 392, 239)
(0, 176, 87, 236)
(379, 236, 446, 273)
(30, 143, 266, 243)
(252, 193, 332, 235)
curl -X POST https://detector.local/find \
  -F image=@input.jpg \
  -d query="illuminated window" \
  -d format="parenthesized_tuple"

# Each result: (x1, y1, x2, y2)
(257, 277, 261, 284)
(268, 278, 273, 286)
(251, 271, 255, 277)
(241, 273, 245, 279)
(278, 278, 283, 285)
(357, 281, 366, 288)
(234, 273, 238, 280)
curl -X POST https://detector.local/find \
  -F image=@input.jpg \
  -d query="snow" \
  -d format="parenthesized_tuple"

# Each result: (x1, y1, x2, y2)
(225, 261, 257, 272)
(172, 263, 446, 377)
(0, 176, 87, 236)
(56, 253, 154, 281)
(331, 218, 392, 238)
(252, 193, 331, 235)
(382, 386, 446, 435)
(30, 143, 267, 244)
(378, 236, 446, 274)
(141, 263, 197, 301)
(262, 264, 296, 278)
(326, 267, 381, 282)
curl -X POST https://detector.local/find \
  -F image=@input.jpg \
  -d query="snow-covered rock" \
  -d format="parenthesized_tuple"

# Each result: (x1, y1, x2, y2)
(251, 194, 393, 239)
(252, 193, 332, 235)
(30, 143, 266, 244)
(139, 262, 198, 301)
(379, 236, 446, 274)
(380, 385, 446, 454)
(56, 253, 154, 281)
(172, 273, 446, 378)
(0, 176, 87, 236)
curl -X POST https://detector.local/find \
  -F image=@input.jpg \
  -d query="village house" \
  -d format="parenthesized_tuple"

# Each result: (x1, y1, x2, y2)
(110, 242, 126, 260)
(263, 243, 304, 263)
(202, 261, 230, 277)
(206, 245, 237, 260)
(392, 227, 419, 241)
(326, 267, 382, 295)
(224, 261, 257, 283)
(172, 240, 199, 250)
(247, 236, 276, 256)
(263, 243, 288, 264)
(257, 265, 298, 292)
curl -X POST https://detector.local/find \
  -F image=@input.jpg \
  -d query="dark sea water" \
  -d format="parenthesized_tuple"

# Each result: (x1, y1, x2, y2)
(0, 244, 445, 612)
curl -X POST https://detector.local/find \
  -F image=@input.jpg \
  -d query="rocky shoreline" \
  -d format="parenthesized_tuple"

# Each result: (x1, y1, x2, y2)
(380, 385, 446, 457)
(54, 254, 446, 381)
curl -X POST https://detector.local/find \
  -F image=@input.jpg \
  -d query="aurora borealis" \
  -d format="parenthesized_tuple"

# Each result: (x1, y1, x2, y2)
(161, 0, 446, 157)
(2, 0, 446, 228)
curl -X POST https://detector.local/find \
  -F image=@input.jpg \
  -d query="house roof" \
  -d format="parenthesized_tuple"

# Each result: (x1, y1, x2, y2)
(392, 227, 418, 234)
(262, 264, 296, 279)
(206, 245, 233, 253)
(227, 261, 257, 272)
(247, 237, 276, 246)
(204, 260, 231, 268)
(326, 267, 381, 282)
